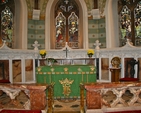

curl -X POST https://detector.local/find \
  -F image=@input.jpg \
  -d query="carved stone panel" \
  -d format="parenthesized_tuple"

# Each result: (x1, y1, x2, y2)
(30, 89, 47, 110)
(86, 90, 101, 109)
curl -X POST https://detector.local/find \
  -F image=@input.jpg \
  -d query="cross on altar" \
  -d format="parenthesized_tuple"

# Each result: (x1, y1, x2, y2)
(64, 47, 69, 58)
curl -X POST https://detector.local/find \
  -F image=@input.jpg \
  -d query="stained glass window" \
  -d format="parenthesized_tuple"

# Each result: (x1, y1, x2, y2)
(56, 12, 66, 44)
(1, 6, 13, 48)
(119, 6, 131, 45)
(119, 0, 141, 46)
(55, 0, 79, 49)
(68, 12, 78, 42)
(134, 1, 141, 45)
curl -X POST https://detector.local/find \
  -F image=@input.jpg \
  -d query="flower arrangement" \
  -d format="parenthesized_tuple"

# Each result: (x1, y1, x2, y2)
(46, 58, 58, 67)
(39, 50, 46, 57)
(87, 49, 94, 55)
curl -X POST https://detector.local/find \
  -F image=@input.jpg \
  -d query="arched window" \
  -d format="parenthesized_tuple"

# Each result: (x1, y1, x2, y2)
(55, 0, 79, 49)
(0, 0, 14, 48)
(119, 0, 141, 46)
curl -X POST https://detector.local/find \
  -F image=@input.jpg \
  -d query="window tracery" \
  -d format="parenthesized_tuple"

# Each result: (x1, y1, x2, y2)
(120, 6, 131, 43)
(119, 0, 141, 46)
(134, 1, 141, 45)
(68, 12, 78, 42)
(56, 12, 66, 47)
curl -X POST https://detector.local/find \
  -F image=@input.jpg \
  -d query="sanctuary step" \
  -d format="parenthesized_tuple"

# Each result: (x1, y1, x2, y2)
(86, 107, 141, 113)
(53, 99, 80, 113)
(53, 111, 80, 113)
(105, 110, 141, 113)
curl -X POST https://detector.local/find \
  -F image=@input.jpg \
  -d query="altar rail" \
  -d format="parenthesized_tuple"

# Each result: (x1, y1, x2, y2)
(0, 39, 141, 83)
(80, 82, 141, 113)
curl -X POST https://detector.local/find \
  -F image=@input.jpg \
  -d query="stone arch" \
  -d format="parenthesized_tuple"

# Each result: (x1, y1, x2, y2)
(105, 0, 119, 48)
(14, 0, 27, 49)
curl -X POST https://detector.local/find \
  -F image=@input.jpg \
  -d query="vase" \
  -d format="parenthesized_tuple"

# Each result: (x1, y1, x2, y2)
(88, 54, 93, 58)
(48, 61, 53, 67)
(41, 55, 46, 59)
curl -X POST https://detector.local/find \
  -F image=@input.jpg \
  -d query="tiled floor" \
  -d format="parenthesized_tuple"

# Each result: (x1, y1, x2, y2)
(53, 99, 80, 113)
(86, 106, 141, 113)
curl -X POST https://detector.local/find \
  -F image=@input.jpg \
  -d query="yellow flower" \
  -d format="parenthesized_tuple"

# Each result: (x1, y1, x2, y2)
(39, 50, 46, 55)
(87, 49, 94, 55)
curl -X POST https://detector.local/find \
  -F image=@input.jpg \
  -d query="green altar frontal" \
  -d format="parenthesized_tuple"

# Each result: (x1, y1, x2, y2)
(36, 65, 96, 98)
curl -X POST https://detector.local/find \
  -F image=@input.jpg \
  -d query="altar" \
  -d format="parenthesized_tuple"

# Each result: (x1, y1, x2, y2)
(36, 65, 96, 98)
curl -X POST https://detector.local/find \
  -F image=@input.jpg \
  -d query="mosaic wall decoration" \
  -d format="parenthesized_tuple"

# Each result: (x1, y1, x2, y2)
(88, 18, 106, 48)
(27, 20, 45, 50)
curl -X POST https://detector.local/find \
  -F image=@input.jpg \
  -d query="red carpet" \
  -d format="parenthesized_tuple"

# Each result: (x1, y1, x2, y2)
(0, 80, 10, 83)
(105, 110, 141, 113)
(0, 110, 41, 113)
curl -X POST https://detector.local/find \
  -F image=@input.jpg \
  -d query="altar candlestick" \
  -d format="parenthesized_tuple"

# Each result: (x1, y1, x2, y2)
(82, 74, 83, 82)
(66, 47, 68, 58)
